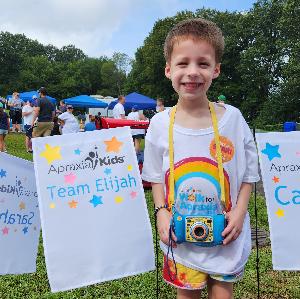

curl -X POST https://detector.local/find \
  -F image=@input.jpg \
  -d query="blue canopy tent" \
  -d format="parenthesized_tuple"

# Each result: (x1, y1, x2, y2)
(107, 92, 156, 111)
(7, 90, 57, 105)
(64, 95, 108, 108)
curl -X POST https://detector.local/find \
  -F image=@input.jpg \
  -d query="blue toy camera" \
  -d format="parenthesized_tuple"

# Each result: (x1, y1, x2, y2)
(172, 211, 226, 247)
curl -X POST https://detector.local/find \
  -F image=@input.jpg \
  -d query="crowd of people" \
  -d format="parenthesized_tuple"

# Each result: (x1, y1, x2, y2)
(0, 88, 169, 155)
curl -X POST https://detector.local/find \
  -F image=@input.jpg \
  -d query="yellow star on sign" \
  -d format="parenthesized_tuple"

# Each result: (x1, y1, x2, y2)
(127, 164, 133, 171)
(115, 196, 124, 204)
(19, 201, 26, 210)
(49, 203, 56, 209)
(104, 136, 123, 153)
(275, 208, 284, 218)
(40, 144, 62, 164)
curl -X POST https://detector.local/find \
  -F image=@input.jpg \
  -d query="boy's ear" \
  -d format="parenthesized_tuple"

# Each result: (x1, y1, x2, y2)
(165, 63, 171, 79)
(212, 63, 221, 79)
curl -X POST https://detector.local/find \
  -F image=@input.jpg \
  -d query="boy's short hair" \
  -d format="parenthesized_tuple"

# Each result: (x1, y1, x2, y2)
(164, 18, 224, 63)
(118, 95, 125, 101)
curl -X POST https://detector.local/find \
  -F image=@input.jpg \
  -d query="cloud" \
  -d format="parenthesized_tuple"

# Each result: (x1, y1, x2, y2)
(0, 0, 255, 58)
(0, 0, 137, 57)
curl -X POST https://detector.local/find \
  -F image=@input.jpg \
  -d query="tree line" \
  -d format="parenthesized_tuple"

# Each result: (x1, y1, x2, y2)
(0, 0, 298, 125)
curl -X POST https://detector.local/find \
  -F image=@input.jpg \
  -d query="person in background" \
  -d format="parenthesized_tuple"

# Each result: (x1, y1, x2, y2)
(0, 102, 9, 152)
(0, 97, 6, 109)
(31, 95, 38, 107)
(127, 105, 146, 153)
(84, 115, 97, 131)
(156, 98, 165, 112)
(31, 87, 55, 138)
(22, 99, 34, 153)
(58, 105, 80, 134)
(112, 95, 126, 119)
(58, 100, 67, 113)
(50, 116, 61, 136)
(8, 92, 23, 132)
(95, 112, 102, 129)
(217, 94, 226, 104)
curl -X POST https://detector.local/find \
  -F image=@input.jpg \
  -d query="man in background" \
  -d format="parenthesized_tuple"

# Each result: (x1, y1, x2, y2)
(112, 95, 126, 119)
(31, 87, 55, 138)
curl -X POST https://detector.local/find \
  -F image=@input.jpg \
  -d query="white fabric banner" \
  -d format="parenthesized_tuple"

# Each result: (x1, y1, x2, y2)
(0, 153, 40, 274)
(256, 132, 300, 270)
(32, 127, 155, 292)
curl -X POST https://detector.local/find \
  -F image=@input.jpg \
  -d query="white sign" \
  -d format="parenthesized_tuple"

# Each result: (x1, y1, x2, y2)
(32, 127, 155, 292)
(0, 153, 40, 274)
(256, 132, 300, 270)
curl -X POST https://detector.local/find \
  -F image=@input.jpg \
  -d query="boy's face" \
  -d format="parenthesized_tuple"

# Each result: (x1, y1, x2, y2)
(165, 38, 220, 102)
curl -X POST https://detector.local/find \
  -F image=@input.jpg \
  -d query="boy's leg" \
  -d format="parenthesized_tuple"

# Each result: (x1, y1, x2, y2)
(177, 288, 201, 299)
(207, 277, 233, 299)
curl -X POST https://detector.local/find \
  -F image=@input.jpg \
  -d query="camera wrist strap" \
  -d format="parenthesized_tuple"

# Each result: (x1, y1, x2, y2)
(168, 102, 226, 212)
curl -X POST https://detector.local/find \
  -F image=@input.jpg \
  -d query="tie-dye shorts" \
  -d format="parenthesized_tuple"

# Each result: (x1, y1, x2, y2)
(163, 255, 244, 290)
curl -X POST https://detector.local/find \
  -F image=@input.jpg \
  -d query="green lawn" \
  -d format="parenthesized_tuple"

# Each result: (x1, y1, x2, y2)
(1, 133, 300, 298)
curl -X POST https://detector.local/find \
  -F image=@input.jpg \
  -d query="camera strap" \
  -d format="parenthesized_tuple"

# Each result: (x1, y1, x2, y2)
(168, 101, 226, 212)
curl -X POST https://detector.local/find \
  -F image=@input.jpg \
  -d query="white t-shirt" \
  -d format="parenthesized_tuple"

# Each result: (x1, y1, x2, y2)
(112, 103, 125, 119)
(22, 105, 34, 125)
(142, 104, 260, 275)
(127, 111, 145, 136)
(58, 112, 80, 135)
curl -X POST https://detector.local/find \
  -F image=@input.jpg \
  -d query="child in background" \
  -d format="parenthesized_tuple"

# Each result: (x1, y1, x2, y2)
(142, 18, 259, 299)
(0, 102, 10, 152)
(156, 98, 165, 112)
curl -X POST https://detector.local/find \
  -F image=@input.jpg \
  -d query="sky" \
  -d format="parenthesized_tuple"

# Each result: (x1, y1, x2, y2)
(1, 0, 257, 59)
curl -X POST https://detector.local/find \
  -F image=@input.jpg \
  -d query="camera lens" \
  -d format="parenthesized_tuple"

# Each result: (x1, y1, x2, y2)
(191, 223, 209, 241)
(194, 226, 205, 237)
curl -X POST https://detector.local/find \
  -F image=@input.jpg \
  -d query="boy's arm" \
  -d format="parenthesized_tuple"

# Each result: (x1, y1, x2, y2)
(222, 182, 252, 245)
(152, 183, 177, 247)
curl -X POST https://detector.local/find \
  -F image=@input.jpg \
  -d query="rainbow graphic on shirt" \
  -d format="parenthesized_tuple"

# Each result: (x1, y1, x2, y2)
(165, 157, 231, 213)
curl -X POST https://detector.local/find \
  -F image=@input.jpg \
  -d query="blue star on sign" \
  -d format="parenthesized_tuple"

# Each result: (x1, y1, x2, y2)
(104, 168, 112, 175)
(261, 143, 282, 161)
(89, 195, 103, 207)
(22, 226, 29, 234)
(74, 148, 82, 155)
(0, 169, 6, 178)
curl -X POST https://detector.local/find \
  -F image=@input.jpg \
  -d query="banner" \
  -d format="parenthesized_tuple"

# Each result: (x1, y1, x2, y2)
(32, 127, 155, 292)
(256, 132, 300, 270)
(0, 153, 40, 274)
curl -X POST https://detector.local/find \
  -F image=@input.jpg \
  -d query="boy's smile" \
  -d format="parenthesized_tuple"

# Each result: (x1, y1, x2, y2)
(165, 38, 220, 102)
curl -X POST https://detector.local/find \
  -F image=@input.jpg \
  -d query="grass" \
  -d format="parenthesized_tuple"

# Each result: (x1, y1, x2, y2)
(1, 133, 300, 298)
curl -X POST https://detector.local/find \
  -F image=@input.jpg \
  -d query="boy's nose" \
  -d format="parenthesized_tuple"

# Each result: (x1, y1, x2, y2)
(187, 64, 199, 77)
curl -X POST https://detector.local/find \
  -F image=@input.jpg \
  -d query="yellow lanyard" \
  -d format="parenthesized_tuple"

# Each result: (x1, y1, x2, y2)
(168, 102, 226, 211)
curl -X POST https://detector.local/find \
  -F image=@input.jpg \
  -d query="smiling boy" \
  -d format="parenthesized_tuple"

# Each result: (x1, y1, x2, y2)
(142, 19, 260, 299)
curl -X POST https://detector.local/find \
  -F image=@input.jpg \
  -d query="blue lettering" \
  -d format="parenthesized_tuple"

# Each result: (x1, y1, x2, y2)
(292, 190, 300, 204)
(96, 179, 104, 191)
(58, 187, 66, 198)
(275, 186, 290, 205)
(47, 186, 56, 200)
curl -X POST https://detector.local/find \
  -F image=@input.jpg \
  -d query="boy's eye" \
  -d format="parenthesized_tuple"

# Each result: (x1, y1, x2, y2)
(177, 62, 187, 66)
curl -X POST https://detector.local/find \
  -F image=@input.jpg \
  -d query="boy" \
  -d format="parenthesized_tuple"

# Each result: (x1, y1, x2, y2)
(142, 19, 259, 299)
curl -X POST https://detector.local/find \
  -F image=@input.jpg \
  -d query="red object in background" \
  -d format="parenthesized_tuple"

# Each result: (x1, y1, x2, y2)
(101, 117, 149, 129)
(101, 117, 151, 189)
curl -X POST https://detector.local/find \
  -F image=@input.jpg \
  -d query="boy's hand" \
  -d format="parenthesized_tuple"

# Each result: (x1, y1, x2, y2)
(156, 209, 177, 248)
(222, 207, 246, 245)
